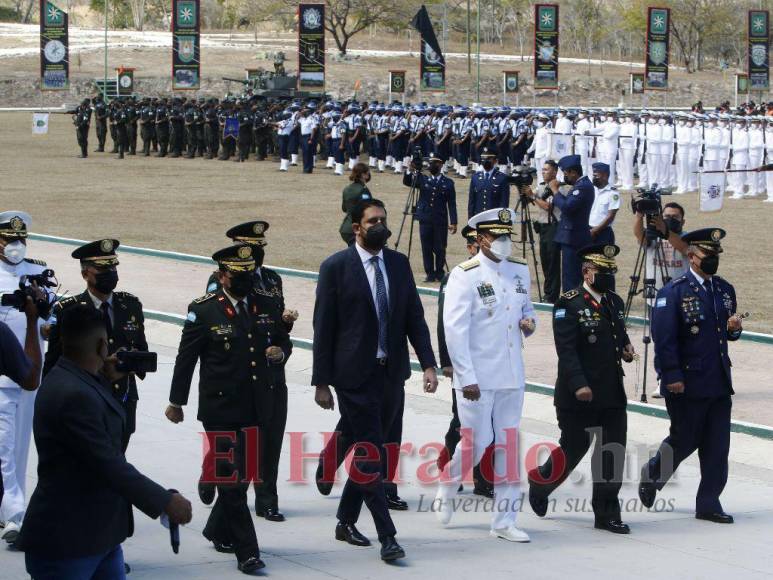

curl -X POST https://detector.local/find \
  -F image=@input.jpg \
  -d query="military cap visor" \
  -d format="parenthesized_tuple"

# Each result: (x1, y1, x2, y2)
(212, 244, 256, 272)
(682, 228, 725, 254)
(0, 211, 31, 239)
(578, 243, 620, 271)
(226, 221, 269, 246)
(461, 225, 477, 243)
(71, 239, 120, 267)
(479, 148, 497, 158)
(469, 208, 515, 235)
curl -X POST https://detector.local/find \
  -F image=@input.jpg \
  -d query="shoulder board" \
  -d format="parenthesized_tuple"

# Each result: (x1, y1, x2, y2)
(672, 275, 689, 286)
(55, 295, 81, 309)
(459, 258, 480, 271)
(23, 258, 47, 266)
(561, 289, 579, 300)
(193, 292, 216, 304)
(506, 256, 527, 265)
(115, 291, 139, 301)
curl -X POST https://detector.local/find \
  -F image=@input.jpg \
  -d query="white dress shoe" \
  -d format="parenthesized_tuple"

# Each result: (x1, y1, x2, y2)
(434, 488, 454, 526)
(0, 521, 20, 543)
(490, 526, 530, 543)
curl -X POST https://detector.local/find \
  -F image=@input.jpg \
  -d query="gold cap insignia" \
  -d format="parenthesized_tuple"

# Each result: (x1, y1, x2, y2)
(100, 239, 114, 253)
(498, 209, 512, 224)
(711, 229, 721, 242)
(603, 245, 616, 258)
(253, 223, 265, 235)
(9, 216, 23, 231)
(237, 246, 252, 259)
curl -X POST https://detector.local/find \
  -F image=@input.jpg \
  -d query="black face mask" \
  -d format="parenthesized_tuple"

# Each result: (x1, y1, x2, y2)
(363, 222, 391, 251)
(94, 270, 118, 294)
(664, 217, 683, 234)
(229, 272, 253, 297)
(482, 160, 494, 171)
(699, 254, 719, 276)
(429, 164, 441, 175)
(592, 271, 616, 293)
(251, 246, 265, 268)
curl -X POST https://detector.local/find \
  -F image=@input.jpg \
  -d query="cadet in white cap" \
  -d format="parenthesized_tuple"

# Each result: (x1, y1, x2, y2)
(0, 211, 50, 544)
(435, 207, 536, 543)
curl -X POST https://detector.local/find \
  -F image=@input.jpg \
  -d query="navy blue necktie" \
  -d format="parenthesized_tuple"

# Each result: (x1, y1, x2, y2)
(703, 279, 716, 316)
(370, 256, 388, 356)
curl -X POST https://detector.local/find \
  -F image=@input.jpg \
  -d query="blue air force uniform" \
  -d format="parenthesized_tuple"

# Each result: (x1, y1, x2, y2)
(467, 157, 510, 218)
(553, 155, 594, 292)
(642, 228, 742, 520)
(403, 166, 458, 281)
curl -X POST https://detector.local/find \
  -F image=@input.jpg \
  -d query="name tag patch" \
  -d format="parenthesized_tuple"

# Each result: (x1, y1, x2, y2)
(656, 297, 667, 308)
(555, 308, 566, 319)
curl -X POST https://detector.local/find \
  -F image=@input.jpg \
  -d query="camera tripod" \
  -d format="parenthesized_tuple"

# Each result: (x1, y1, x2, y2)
(513, 189, 544, 303)
(624, 228, 671, 403)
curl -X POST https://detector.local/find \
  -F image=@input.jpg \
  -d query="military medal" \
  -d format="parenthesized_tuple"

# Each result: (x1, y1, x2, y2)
(588, 334, 597, 343)
(690, 325, 699, 335)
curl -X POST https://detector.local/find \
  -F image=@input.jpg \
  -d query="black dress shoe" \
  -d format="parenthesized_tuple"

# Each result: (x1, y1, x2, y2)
(594, 519, 631, 534)
(386, 495, 409, 511)
(696, 511, 734, 524)
(423, 275, 436, 283)
(638, 465, 656, 508)
(335, 522, 371, 546)
(198, 479, 216, 505)
(316, 458, 334, 496)
(237, 556, 266, 574)
(379, 536, 405, 562)
(212, 540, 236, 553)
(473, 486, 495, 499)
(528, 484, 548, 517)
(257, 507, 285, 522)
(124, 562, 131, 574)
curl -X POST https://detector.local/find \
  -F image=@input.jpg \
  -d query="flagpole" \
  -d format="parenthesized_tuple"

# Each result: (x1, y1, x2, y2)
(103, 0, 108, 101)
(467, 0, 471, 74)
(476, 0, 480, 102)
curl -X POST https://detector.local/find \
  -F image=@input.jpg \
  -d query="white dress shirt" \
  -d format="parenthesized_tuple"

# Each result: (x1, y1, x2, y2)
(87, 290, 114, 326)
(355, 242, 390, 358)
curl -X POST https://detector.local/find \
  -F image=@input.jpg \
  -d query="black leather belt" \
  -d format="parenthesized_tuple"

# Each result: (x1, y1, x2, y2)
(377, 357, 388, 366)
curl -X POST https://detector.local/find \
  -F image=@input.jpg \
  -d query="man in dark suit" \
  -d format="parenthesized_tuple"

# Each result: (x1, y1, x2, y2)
(44, 239, 148, 451)
(553, 154, 595, 292)
(166, 244, 291, 574)
(19, 305, 192, 579)
(403, 154, 458, 282)
(467, 147, 510, 218)
(528, 244, 636, 534)
(312, 198, 438, 562)
(640, 228, 742, 524)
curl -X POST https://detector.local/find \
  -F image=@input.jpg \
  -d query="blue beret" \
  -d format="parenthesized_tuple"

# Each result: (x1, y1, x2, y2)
(558, 154, 582, 171)
(592, 162, 610, 174)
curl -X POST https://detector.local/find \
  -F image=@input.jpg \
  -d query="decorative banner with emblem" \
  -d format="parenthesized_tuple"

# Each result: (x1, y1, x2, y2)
(699, 171, 725, 213)
(172, 0, 200, 90)
(534, 4, 559, 90)
(630, 72, 645, 94)
(503, 71, 519, 93)
(40, 0, 69, 90)
(748, 10, 769, 91)
(117, 67, 134, 96)
(389, 70, 406, 93)
(298, 4, 325, 91)
(411, 5, 446, 92)
(644, 6, 670, 91)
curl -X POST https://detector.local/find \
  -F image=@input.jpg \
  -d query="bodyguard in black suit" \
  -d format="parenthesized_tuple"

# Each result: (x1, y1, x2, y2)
(19, 305, 192, 579)
(166, 244, 291, 574)
(312, 198, 438, 562)
(528, 244, 636, 534)
(44, 239, 148, 451)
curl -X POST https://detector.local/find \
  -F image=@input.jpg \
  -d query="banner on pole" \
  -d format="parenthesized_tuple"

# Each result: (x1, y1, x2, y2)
(172, 0, 200, 90)
(736, 73, 749, 94)
(503, 71, 519, 93)
(298, 4, 325, 91)
(748, 10, 769, 91)
(40, 0, 69, 91)
(534, 4, 559, 90)
(32, 112, 49, 134)
(389, 70, 406, 94)
(117, 67, 134, 96)
(699, 171, 726, 213)
(630, 72, 645, 94)
(411, 5, 446, 92)
(644, 7, 670, 90)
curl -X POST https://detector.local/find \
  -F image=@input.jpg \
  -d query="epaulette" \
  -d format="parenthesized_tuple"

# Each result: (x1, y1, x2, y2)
(506, 256, 527, 265)
(193, 292, 216, 304)
(561, 289, 579, 300)
(672, 275, 689, 286)
(23, 258, 47, 266)
(54, 295, 81, 309)
(459, 258, 480, 271)
(115, 291, 139, 301)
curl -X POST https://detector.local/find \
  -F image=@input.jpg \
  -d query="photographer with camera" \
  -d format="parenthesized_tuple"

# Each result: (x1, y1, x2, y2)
(404, 153, 458, 282)
(0, 211, 52, 545)
(632, 201, 690, 290)
(524, 160, 562, 303)
(44, 239, 149, 452)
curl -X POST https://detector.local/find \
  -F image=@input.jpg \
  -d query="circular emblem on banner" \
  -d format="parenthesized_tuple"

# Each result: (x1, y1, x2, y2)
(424, 44, 441, 65)
(649, 41, 667, 66)
(9, 216, 24, 231)
(238, 246, 252, 259)
(392, 75, 404, 90)
(44, 40, 66, 63)
(538, 41, 555, 62)
(100, 239, 114, 253)
(303, 7, 322, 29)
(119, 74, 133, 88)
(752, 44, 767, 67)
(506, 76, 518, 91)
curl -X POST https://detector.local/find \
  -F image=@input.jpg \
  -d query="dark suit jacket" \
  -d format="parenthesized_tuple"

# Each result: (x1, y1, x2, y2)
(312, 245, 436, 389)
(18, 358, 171, 559)
(552, 175, 594, 248)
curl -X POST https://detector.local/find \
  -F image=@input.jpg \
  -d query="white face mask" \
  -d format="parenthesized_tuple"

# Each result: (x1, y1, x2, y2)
(534, 121, 543, 128)
(2, 240, 26, 265)
(599, 116, 607, 122)
(677, 120, 685, 126)
(647, 118, 656, 124)
(658, 119, 666, 125)
(489, 236, 513, 260)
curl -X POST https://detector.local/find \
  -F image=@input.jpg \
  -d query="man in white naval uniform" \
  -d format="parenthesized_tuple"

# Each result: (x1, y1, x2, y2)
(435, 208, 537, 543)
(728, 117, 749, 198)
(527, 114, 552, 175)
(636, 112, 653, 189)
(687, 115, 703, 191)
(765, 118, 773, 202)
(588, 111, 620, 188)
(0, 212, 50, 544)
(574, 110, 594, 178)
(702, 115, 724, 172)
(616, 112, 637, 190)
(674, 114, 692, 194)
(746, 117, 765, 197)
